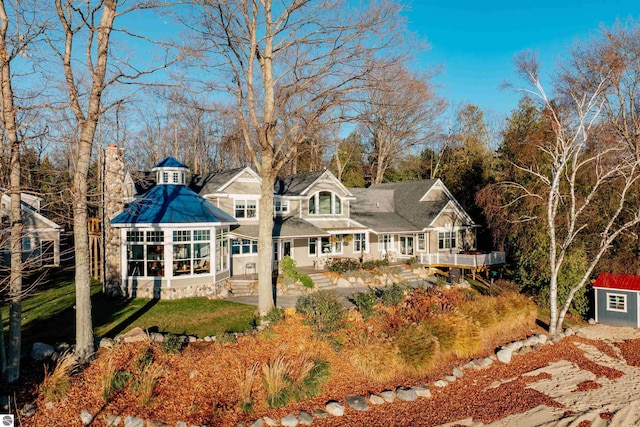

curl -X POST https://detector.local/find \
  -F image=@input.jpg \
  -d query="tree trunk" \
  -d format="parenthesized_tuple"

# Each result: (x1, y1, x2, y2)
(72, 133, 95, 362)
(257, 155, 275, 316)
(0, 1, 23, 382)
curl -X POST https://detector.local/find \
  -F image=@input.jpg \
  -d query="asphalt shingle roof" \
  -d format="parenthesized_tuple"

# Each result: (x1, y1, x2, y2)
(231, 216, 329, 239)
(191, 167, 248, 195)
(111, 184, 236, 225)
(275, 170, 325, 196)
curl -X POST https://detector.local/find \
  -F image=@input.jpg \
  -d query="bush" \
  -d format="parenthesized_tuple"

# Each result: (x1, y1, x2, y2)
(380, 283, 407, 306)
(280, 256, 314, 289)
(353, 288, 378, 319)
(327, 258, 361, 273)
(393, 324, 440, 375)
(362, 259, 389, 270)
(161, 334, 186, 354)
(296, 290, 346, 334)
(263, 306, 285, 325)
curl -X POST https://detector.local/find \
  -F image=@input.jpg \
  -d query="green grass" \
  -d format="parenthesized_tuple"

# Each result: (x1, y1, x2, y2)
(2, 268, 257, 349)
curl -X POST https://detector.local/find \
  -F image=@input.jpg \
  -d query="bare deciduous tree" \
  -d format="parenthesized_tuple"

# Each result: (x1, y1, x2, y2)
(508, 49, 640, 337)
(358, 62, 446, 184)
(187, 0, 412, 315)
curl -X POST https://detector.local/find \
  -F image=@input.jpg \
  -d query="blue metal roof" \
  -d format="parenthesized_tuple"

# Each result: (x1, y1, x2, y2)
(152, 157, 189, 169)
(111, 184, 237, 225)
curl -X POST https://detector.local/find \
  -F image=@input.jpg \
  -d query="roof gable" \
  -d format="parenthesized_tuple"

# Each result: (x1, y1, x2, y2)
(276, 169, 353, 197)
(594, 273, 640, 291)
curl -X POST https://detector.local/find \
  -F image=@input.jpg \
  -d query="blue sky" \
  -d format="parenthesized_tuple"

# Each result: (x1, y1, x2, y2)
(404, 0, 640, 119)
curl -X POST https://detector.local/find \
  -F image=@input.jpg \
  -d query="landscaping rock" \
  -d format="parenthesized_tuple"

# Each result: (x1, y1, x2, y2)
(31, 342, 55, 360)
(564, 327, 575, 337)
(380, 389, 396, 402)
(124, 415, 145, 427)
(22, 403, 36, 417)
(444, 375, 457, 382)
(325, 401, 345, 416)
(263, 416, 278, 426)
(479, 357, 494, 368)
(120, 327, 148, 343)
(345, 395, 368, 411)
(250, 419, 264, 427)
(433, 380, 448, 388)
(519, 346, 530, 356)
(538, 334, 548, 344)
(336, 277, 350, 288)
(524, 335, 540, 347)
(368, 394, 385, 405)
(396, 387, 417, 401)
(105, 414, 122, 426)
(312, 409, 328, 419)
(80, 409, 94, 425)
(496, 348, 513, 364)
(298, 411, 313, 425)
(147, 420, 169, 427)
(150, 332, 165, 342)
(174, 422, 188, 427)
(281, 414, 298, 426)
(411, 385, 431, 398)
(45, 401, 54, 410)
(452, 367, 464, 378)
(204, 336, 213, 342)
(588, 318, 596, 325)
(99, 337, 115, 349)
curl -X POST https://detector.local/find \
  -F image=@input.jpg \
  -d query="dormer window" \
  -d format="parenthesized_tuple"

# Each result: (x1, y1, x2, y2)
(309, 191, 342, 215)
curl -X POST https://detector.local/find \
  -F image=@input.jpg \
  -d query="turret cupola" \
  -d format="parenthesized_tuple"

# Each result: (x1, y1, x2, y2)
(152, 157, 189, 185)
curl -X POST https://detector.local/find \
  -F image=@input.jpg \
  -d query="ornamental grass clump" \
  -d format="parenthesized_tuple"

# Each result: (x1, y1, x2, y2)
(132, 362, 165, 407)
(345, 334, 402, 382)
(40, 351, 78, 401)
(393, 323, 440, 375)
(427, 311, 481, 358)
(236, 363, 259, 413)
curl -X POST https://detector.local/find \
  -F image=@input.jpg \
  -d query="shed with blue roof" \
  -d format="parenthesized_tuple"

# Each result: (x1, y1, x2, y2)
(110, 157, 237, 299)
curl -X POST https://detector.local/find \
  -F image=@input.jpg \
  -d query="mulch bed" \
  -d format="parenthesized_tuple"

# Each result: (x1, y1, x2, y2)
(18, 330, 636, 427)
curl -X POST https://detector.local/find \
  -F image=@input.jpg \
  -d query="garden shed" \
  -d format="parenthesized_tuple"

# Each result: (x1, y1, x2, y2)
(593, 273, 640, 327)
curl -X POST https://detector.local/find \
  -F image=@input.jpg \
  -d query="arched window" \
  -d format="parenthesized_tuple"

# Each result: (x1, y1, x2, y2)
(308, 191, 342, 215)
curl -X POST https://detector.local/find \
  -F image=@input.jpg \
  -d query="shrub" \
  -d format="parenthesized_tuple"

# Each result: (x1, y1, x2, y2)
(161, 334, 186, 354)
(393, 324, 440, 375)
(296, 290, 346, 334)
(261, 354, 330, 408)
(327, 258, 361, 273)
(135, 347, 155, 371)
(112, 370, 132, 391)
(263, 306, 285, 325)
(362, 259, 389, 270)
(353, 288, 378, 319)
(380, 283, 407, 306)
(40, 352, 77, 401)
(280, 255, 314, 288)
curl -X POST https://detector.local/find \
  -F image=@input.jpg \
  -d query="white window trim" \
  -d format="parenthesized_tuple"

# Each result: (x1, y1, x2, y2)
(606, 292, 627, 313)
(231, 238, 259, 256)
(438, 231, 457, 251)
(274, 199, 290, 216)
(399, 235, 415, 256)
(308, 191, 342, 216)
(417, 233, 426, 252)
(234, 198, 259, 219)
(353, 232, 369, 254)
(378, 234, 394, 252)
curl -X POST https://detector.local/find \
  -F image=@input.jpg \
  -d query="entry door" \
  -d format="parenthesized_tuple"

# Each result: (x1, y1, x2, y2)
(400, 235, 414, 256)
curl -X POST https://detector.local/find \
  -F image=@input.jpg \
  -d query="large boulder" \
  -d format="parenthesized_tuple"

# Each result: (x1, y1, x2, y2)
(31, 342, 55, 361)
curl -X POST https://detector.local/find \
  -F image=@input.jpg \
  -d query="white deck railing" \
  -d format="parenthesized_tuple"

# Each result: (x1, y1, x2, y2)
(420, 251, 505, 268)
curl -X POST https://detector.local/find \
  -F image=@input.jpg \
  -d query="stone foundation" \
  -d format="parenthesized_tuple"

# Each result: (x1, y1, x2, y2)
(126, 279, 226, 300)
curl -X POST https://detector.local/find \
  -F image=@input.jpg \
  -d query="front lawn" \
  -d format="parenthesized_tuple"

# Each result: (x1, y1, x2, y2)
(1, 268, 257, 349)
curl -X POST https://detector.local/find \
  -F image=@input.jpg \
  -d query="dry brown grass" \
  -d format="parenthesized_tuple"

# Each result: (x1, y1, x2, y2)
(39, 352, 77, 401)
(345, 335, 403, 382)
(133, 362, 165, 407)
(262, 354, 289, 407)
(428, 312, 482, 358)
(236, 362, 259, 413)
